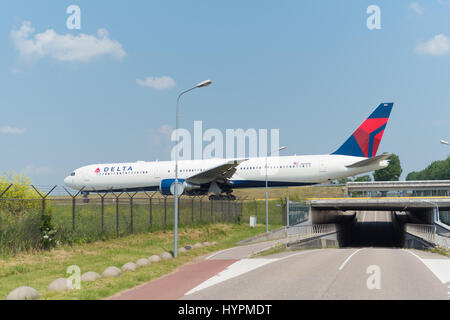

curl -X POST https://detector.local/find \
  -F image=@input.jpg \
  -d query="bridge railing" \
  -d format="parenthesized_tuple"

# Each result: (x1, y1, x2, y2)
(405, 223, 436, 244)
(286, 224, 336, 243)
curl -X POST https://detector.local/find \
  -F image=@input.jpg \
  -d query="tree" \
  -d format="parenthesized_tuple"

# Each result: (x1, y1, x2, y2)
(406, 156, 450, 180)
(354, 175, 372, 182)
(336, 177, 353, 185)
(373, 154, 402, 181)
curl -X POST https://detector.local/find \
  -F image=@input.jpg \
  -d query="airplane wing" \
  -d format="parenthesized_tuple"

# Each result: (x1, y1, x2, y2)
(345, 153, 392, 168)
(186, 159, 247, 184)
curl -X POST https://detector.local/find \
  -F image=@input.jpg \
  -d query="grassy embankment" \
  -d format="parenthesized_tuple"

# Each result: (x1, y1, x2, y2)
(0, 185, 344, 299)
(0, 223, 271, 300)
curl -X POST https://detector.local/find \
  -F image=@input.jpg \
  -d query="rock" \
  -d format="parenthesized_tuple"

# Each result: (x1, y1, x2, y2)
(193, 242, 203, 248)
(122, 262, 138, 272)
(48, 278, 69, 292)
(149, 255, 161, 263)
(211, 241, 217, 245)
(178, 247, 187, 254)
(6, 286, 40, 300)
(81, 271, 101, 282)
(160, 252, 173, 260)
(136, 258, 150, 267)
(184, 245, 192, 250)
(102, 266, 122, 277)
(203, 241, 211, 246)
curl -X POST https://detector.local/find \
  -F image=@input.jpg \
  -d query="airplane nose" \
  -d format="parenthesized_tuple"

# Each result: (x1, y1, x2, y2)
(64, 176, 72, 185)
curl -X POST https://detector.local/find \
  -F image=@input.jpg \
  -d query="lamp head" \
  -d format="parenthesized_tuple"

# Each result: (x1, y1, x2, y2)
(196, 80, 212, 88)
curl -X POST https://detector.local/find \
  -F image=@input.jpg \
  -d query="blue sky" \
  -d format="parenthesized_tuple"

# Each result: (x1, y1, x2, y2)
(1, 0, 450, 185)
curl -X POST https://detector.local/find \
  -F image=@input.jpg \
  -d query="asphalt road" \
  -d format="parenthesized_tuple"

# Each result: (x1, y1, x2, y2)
(182, 212, 449, 300)
(183, 248, 449, 300)
(111, 211, 450, 300)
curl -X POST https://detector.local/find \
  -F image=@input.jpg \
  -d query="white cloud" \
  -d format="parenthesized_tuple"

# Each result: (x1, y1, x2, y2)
(149, 124, 173, 148)
(416, 34, 450, 56)
(0, 126, 27, 134)
(158, 124, 173, 135)
(11, 68, 23, 74)
(409, 2, 424, 14)
(136, 76, 176, 90)
(11, 21, 125, 62)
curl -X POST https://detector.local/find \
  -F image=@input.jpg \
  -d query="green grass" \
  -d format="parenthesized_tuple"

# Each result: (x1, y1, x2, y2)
(0, 197, 241, 255)
(0, 222, 271, 300)
(430, 246, 450, 257)
(251, 243, 288, 257)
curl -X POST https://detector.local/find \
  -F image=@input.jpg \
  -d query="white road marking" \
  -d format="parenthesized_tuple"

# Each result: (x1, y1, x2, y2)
(185, 258, 275, 295)
(339, 249, 364, 271)
(206, 247, 236, 260)
(404, 250, 450, 284)
(206, 240, 286, 260)
(186, 250, 318, 295)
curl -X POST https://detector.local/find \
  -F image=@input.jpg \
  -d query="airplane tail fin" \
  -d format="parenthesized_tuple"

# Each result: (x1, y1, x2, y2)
(332, 103, 393, 158)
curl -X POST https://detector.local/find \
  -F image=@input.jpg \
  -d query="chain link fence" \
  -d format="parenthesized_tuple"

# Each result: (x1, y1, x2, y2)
(0, 184, 244, 255)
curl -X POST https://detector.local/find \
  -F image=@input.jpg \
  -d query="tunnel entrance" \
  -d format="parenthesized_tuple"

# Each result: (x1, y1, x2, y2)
(337, 211, 404, 248)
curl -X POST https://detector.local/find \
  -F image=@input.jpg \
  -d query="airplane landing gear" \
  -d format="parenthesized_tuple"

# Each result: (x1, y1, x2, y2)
(208, 194, 237, 201)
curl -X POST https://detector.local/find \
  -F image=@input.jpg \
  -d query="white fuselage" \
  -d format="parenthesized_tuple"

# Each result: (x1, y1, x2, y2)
(64, 154, 387, 193)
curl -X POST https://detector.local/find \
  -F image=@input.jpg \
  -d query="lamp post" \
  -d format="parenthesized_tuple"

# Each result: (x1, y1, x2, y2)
(174, 80, 211, 258)
(265, 146, 286, 233)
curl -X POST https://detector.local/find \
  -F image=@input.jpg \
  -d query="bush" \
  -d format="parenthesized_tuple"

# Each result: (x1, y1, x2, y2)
(0, 173, 41, 215)
(40, 208, 58, 250)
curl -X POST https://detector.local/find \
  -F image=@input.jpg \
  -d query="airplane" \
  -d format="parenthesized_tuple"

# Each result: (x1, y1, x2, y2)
(64, 102, 394, 200)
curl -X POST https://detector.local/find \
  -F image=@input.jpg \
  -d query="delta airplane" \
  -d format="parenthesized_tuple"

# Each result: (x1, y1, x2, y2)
(64, 103, 394, 200)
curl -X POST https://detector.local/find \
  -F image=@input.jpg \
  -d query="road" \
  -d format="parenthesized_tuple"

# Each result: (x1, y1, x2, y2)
(183, 248, 449, 300)
(111, 211, 450, 300)
(342, 210, 402, 247)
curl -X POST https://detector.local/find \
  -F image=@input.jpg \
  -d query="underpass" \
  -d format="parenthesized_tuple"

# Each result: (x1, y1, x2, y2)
(340, 211, 401, 248)
(308, 197, 450, 249)
(111, 181, 450, 300)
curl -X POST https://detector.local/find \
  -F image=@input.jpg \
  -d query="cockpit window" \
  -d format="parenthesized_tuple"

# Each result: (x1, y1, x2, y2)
(70, 172, 76, 176)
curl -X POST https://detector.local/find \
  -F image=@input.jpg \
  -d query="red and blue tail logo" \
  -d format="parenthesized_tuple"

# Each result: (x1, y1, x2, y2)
(332, 103, 393, 158)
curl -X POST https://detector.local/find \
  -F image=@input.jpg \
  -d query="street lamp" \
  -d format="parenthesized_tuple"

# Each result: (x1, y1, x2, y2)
(174, 80, 212, 258)
(265, 146, 286, 233)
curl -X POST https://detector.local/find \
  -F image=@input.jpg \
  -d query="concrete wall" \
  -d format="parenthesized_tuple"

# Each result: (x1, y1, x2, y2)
(407, 208, 434, 224)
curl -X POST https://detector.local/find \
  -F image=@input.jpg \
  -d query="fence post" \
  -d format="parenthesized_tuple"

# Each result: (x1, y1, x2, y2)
(199, 196, 203, 222)
(127, 192, 137, 234)
(0, 184, 12, 230)
(99, 191, 110, 233)
(112, 192, 123, 237)
(32, 185, 57, 215)
(210, 200, 213, 222)
(178, 195, 182, 224)
(163, 196, 167, 229)
(63, 186, 85, 232)
(191, 197, 194, 224)
(144, 191, 156, 231)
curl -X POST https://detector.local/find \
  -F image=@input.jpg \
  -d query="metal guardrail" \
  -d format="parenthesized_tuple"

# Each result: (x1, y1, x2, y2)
(286, 224, 336, 243)
(435, 235, 450, 250)
(405, 224, 436, 243)
(405, 223, 449, 250)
